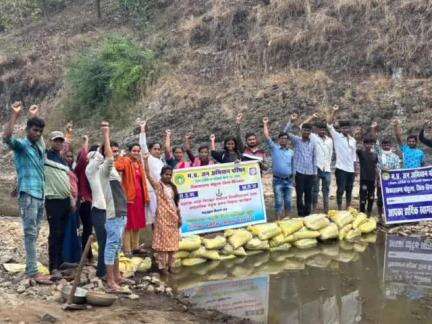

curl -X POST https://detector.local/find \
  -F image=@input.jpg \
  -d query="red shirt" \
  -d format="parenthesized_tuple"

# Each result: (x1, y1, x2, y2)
(74, 147, 92, 203)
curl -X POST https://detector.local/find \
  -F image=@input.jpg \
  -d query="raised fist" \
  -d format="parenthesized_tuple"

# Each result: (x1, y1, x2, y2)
(12, 101, 22, 115)
(210, 134, 216, 141)
(236, 113, 243, 124)
(263, 117, 269, 124)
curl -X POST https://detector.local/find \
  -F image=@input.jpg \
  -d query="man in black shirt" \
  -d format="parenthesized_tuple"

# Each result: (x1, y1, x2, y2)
(357, 135, 378, 216)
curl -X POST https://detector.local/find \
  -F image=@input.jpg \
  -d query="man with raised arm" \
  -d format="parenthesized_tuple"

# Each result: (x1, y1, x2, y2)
(285, 114, 317, 216)
(285, 113, 333, 213)
(392, 118, 425, 169)
(3, 102, 52, 284)
(236, 112, 268, 170)
(327, 106, 357, 210)
(263, 117, 294, 219)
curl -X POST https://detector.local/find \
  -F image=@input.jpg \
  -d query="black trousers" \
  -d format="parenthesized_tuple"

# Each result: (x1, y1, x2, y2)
(376, 185, 383, 216)
(79, 201, 93, 260)
(46, 198, 71, 272)
(359, 180, 375, 215)
(335, 168, 355, 209)
(91, 207, 107, 278)
(295, 173, 315, 216)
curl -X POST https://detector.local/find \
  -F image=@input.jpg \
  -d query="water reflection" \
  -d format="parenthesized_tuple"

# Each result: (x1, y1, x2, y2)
(175, 232, 432, 323)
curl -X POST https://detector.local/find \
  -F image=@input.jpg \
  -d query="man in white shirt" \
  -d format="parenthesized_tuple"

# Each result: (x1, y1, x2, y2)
(139, 120, 165, 226)
(327, 106, 357, 210)
(311, 121, 333, 213)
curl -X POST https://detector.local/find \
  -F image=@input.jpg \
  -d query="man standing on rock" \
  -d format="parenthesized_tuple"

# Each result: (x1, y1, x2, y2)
(327, 106, 357, 210)
(3, 102, 52, 284)
(263, 117, 294, 219)
(285, 114, 317, 216)
(392, 118, 425, 169)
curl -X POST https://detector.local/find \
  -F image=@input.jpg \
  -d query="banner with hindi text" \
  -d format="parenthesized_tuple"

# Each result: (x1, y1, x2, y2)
(173, 161, 267, 236)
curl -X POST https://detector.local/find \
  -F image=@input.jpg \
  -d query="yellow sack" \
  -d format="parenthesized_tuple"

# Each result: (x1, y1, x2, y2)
(228, 229, 253, 249)
(270, 243, 291, 252)
(327, 210, 338, 218)
(248, 223, 281, 240)
(129, 257, 152, 272)
(3, 263, 49, 275)
(269, 234, 286, 247)
(175, 251, 190, 259)
(220, 254, 236, 261)
(353, 213, 368, 229)
(190, 247, 221, 260)
(233, 246, 247, 257)
(345, 228, 362, 241)
(361, 232, 377, 243)
(179, 235, 202, 251)
(319, 223, 339, 240)
(221, 244, 234, 255)
(293, 227, 320, 240)
(119, 257, 135, 278)
(245, 238, 270, 250)
(338, 224, 353, 240)
(359, 218, 377, 234)
(224, 229, 235, 237)
(182, 258, 207, 267)
(331, 211, 354, 228)
(203, 236, 226, 250)
(304, 214, 330, 230)
(277, 219, 304, 236)
(294, 238, 318, 249)
(348, 207, 358, 217)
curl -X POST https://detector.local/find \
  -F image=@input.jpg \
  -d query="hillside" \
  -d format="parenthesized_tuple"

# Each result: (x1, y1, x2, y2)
(2, 0, 432, 215)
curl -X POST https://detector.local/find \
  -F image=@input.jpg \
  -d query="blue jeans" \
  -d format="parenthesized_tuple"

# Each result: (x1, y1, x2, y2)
(91, 208, 107, 278)
(18, 193, 45, 277)
(312, 168, 331, 212)
(273, 176, 293, 216)
(104, 216, 126, 265)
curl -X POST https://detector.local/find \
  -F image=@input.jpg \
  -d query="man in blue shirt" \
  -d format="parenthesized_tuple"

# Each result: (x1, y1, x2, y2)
(263, 117, 294, 219)
(392, 118, 425, 169)
(3, 102, 52, 284)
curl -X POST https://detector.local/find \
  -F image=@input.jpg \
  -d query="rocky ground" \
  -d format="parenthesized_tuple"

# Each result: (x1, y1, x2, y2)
(0, 217, 245, 323)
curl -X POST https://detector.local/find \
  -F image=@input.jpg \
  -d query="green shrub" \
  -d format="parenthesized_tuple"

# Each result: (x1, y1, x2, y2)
(65, 36, 157, 123)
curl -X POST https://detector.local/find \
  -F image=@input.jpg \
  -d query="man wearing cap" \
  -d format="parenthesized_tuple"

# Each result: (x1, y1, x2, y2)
(286, 114, 317, 216)
(327, 106, 357, 210)
(45, 129, 72, 273)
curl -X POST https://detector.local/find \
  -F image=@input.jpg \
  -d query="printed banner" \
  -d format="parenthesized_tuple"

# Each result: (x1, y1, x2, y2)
(380, 166, 432, 224)
(173, 161, 267, 236)
(383, 234, 432, 299)
(182, 275, 269, 323)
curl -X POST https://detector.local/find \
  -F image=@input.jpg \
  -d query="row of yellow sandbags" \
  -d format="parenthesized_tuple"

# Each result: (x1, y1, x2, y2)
(176, 208, 377, 267)
(174, 233, 377, 289)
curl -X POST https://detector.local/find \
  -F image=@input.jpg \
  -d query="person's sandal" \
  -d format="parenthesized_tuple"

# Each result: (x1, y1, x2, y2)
(32, 274, 53, 285)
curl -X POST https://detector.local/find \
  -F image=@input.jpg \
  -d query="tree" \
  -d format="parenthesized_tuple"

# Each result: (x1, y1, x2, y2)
(96, 0, 101, 19)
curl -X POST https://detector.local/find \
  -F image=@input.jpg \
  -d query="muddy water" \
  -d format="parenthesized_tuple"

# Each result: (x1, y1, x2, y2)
(172, 232, 432, 323)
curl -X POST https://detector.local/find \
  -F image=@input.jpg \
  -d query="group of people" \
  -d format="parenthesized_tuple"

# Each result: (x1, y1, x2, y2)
(4, 101, 432, 290)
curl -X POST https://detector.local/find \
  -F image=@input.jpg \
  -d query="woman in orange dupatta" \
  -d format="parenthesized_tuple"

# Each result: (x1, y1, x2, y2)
(115, 143, 150, 256)
(143, 153, 181, 274)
